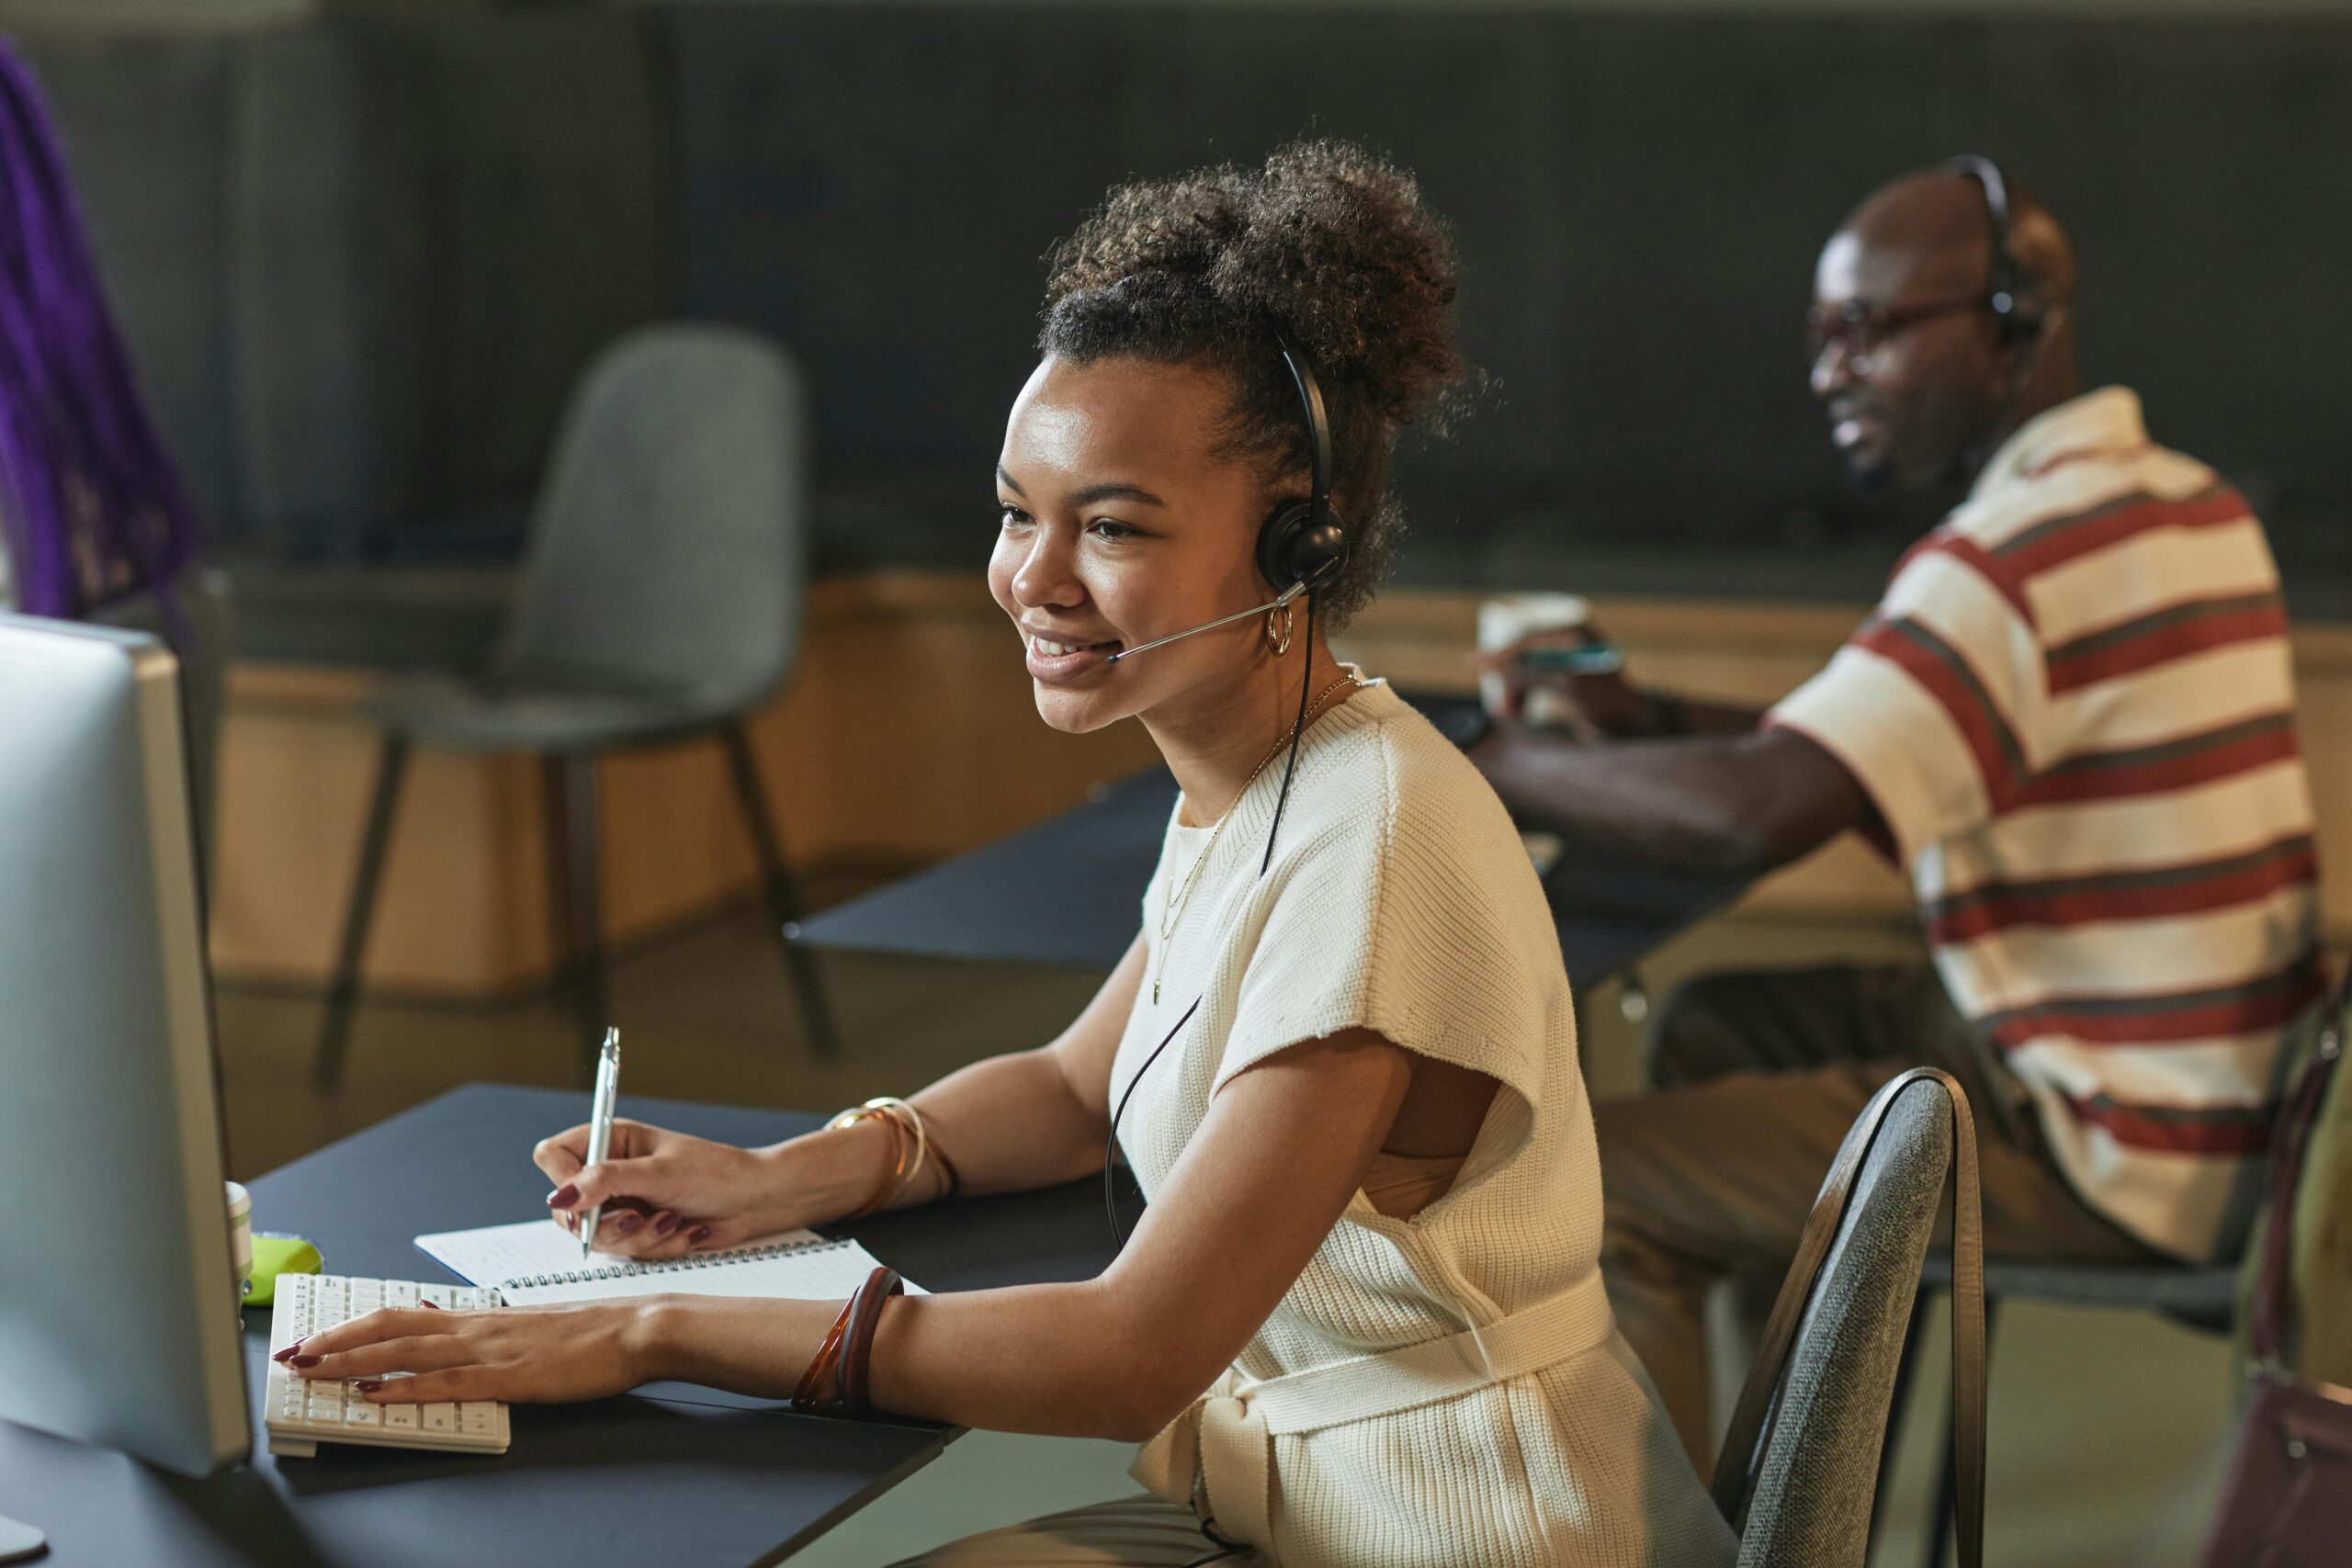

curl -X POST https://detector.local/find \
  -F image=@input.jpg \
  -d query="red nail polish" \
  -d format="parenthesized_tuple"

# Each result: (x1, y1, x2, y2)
(272, 1345, 300, 1363)
(420, 1300, 442, 1310)
(548, 1183, 579, 1208)
(355, 1380, 385, 1393)
(616, 1213, 644, 1235)
(686, 1224, 711, 1246)
(289, 1354, 321, 1369)
(653, 1212, 679, 1237)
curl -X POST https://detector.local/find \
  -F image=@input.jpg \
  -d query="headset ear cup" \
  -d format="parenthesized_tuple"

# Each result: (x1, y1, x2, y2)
(1288, 517, 1349, 590)
(1257, 502, 1348, 594)
(2007, 291, 2048, 347)
(1991, 290, 2044, 350)
(1261, 505, 1354, 597)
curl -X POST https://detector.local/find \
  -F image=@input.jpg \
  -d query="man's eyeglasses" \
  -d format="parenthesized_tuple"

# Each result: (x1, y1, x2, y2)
(1804, 296, 1985, 374)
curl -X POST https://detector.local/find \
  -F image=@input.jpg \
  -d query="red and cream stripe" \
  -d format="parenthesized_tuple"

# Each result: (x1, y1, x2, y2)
(1923, 833, 2317, 944)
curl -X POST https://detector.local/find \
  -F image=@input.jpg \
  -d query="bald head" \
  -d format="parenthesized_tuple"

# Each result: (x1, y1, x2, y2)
(1838, 167, 2075, 312)
(1810, 164, 2080, 492)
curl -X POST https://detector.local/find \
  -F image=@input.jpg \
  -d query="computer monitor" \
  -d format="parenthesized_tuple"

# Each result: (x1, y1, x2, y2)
(0, 615, 249, 1477)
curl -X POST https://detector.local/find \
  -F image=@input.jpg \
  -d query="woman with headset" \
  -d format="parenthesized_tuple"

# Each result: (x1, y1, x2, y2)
(285, 142, 1732, 1567)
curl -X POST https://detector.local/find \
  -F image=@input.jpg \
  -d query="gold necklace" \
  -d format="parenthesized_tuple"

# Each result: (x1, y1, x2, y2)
(1152, 671, 1358, 1002)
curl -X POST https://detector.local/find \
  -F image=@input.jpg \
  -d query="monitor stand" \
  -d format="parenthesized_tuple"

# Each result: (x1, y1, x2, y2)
(0, 1513, 42, 1562)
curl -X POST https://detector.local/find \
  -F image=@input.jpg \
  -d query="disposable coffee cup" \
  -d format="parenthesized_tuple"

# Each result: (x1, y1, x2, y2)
(226, 1180, 253, 1302)
(1477, 592, 1592, 727)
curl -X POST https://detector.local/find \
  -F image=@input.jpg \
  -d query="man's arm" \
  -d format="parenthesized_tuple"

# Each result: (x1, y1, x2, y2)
(1645, 693, 1773, 738)
(1472, 721, 1881, 877)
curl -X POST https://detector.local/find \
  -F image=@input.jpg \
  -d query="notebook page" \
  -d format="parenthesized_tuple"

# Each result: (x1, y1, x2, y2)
(417, 1217, 646, 1286)
(415, 1219, 923, 1306)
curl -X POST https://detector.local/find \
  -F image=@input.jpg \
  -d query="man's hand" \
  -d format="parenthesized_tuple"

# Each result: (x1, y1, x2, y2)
(1479, 626, 1653, 738)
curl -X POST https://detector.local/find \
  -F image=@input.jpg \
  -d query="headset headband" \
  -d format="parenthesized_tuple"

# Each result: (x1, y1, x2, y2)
(1276, 339, 1333, 532)
(1944, 154, 2026, 321)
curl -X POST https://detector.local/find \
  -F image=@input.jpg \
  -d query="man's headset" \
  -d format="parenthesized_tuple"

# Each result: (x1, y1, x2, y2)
(1101, 338, 1350, 1250)
(1104, 342, 1348, 664)
(1946, 154, 2047, 350)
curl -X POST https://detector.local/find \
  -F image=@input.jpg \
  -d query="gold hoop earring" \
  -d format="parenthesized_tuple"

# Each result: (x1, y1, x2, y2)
(1265, 601, 1295, 656)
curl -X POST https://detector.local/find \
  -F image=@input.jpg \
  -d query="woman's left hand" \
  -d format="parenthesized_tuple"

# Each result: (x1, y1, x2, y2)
(278, 1298, 662, 1405)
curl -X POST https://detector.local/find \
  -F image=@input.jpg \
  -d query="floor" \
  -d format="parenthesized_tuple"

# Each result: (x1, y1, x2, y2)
(216, 901, 2238, 1566)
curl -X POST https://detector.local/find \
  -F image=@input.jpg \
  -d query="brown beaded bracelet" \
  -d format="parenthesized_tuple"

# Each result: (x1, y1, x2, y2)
(791, 1266, 903, 1417)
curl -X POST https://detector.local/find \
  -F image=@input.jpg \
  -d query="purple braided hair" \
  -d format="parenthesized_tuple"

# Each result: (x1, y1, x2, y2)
(0, 34, 199, 623)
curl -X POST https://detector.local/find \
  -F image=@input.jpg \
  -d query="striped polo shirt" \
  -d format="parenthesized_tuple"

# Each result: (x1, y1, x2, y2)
(1770, 387, 2321, 1262)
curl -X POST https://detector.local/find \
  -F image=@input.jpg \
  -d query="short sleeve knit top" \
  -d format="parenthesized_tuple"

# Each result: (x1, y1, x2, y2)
(1113, 677, 1735, 1568)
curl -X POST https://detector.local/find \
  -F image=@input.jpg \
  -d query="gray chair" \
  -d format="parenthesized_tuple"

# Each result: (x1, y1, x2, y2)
(312, 322, 835, 1087)
(1719, 1069, 1986, 1568)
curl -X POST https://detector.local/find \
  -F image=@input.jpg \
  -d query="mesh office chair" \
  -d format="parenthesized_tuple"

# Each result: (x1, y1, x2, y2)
(1719, 1069, 1987, 1568)
(311, 322, 836, 1087)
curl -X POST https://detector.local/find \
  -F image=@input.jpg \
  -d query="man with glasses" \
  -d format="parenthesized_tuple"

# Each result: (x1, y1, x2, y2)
(1468, 163, 2320, 1472)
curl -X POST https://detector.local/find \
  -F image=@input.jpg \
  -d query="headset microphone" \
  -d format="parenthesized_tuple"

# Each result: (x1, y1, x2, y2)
(1102, 582, 1306, 664)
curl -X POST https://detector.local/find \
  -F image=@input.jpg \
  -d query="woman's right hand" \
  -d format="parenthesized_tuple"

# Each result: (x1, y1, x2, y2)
(533, 1119, 821, 1260)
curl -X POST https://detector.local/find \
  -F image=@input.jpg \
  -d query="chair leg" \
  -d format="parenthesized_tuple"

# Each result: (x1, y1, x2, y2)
(1867, 1292, 1935, 1560)
(1922, 1295, 2001, 1568)
(719, 720, 840, 1056)
(560, 752, 610, 1078)
(313, 735, 411, 1090)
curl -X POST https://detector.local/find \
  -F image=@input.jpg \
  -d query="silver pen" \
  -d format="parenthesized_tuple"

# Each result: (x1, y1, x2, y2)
(578, 1029, 622, 1260)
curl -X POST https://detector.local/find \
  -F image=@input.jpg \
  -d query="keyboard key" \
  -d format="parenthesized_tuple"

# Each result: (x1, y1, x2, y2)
(421, 1404, 457, 1434)
(389, 1281, 419, 1309)
(343, 1401, 380, 1427)
(418, 1284, 453, 1309)
(382, 1404, 419, 1430)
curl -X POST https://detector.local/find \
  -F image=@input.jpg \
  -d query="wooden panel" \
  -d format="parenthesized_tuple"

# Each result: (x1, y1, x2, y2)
(207, 571, 1161, 996)
(209, 570, 2352, 996)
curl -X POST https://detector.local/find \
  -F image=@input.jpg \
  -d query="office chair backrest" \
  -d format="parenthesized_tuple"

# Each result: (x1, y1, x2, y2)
(1724, 1071, 1984, 1568)
(493, 322, 811, 716)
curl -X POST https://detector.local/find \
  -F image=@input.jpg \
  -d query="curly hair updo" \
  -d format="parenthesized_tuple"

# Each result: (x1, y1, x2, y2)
(1039, 140, 1468, 627)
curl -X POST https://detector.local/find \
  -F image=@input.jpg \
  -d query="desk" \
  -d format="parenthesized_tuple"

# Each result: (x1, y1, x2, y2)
(793, 727, 1748, 987)
(0, 1084, 1118, 1568)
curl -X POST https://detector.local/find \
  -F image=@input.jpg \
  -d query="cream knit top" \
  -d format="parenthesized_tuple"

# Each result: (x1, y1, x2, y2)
(1114, 678, 1735, 1568)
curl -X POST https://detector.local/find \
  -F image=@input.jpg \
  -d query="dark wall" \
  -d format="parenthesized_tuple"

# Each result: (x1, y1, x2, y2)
(669, 7, 2352, 583)
(18, 11, 675, 558)
(17, 7, 2352, 595)
(672, 7, 1984, 574)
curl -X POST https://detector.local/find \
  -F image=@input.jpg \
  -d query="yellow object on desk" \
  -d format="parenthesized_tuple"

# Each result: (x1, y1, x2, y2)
(245, 1235, 323, 1306)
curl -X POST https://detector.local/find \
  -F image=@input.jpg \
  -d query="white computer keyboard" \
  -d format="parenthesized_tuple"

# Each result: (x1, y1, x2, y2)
(265, 1273, 512, 1458)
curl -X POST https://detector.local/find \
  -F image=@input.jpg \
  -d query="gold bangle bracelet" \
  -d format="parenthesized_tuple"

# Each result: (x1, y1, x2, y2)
(826, 1098, 932, 1218)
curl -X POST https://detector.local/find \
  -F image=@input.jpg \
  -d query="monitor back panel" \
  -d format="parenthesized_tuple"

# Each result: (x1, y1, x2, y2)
(0, 615, 249, 1475)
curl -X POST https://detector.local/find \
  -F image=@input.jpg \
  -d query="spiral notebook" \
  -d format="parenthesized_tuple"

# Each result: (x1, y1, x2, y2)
(414, 1220, 924, 1307)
